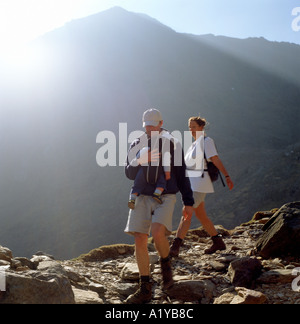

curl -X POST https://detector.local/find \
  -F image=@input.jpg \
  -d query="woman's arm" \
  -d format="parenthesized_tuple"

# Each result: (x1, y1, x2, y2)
(210, 155, 234, 190)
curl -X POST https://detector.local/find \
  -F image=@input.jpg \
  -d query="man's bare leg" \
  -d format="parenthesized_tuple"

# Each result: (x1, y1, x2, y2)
(152, 222, 174, 290)
(125, 232, 152, 304)
(134, 232, 150, 276)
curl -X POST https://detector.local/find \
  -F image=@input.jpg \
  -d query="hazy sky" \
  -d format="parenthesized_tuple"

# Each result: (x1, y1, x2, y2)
(0, 0, 299, 54)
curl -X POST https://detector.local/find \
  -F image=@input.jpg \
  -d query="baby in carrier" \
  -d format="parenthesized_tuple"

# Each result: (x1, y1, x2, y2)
(128, 133, 171, 209)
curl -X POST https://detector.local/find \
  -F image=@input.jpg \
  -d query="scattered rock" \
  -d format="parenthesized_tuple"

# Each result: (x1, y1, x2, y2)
(34, 251, 55, 259)
(213, 292, 236, 304)
(77, 244, 135, 262)
(208, 261, 227, 271)
(230, 287, 267, 304)
(257, 269, 295, 284)
(256, 202, 300, 258)
(13, 257, 36, 270)
(2, 270, 74, 304)
(167, 280, 216, 303)
(252, 209, 278, 221)
(0, 246, 13, 263)
(120, 262, 140, 281)
(72, 287, 103, 304)
(1, 202, 300, 304)
(228, 257, 262, 288)
(88, 282, 106, 295)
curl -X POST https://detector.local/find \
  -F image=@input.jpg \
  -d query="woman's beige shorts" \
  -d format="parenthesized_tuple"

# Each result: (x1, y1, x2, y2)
(124, 194, 177, 236)
(193, 191, 206, 208)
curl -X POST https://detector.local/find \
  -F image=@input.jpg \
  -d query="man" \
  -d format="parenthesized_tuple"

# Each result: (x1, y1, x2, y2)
(124, 108, 194, 304)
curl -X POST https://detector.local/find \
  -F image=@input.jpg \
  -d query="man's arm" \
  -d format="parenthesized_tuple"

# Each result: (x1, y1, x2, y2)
(174, 146, 195, 207)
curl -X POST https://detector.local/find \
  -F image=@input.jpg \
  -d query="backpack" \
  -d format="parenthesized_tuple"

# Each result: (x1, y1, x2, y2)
(203, 138, 225, 187)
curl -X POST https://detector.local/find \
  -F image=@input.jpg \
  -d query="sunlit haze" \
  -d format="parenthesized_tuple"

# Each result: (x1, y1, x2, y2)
(0, 0, 299, 59)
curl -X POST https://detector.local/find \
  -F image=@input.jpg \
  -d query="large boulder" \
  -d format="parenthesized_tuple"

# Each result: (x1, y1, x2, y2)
(256, 202, 300, 258)
(0, 260, 75, 304)
(228, 257, 262, 288)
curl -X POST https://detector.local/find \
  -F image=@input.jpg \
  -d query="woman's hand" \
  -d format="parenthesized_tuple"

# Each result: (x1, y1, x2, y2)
(210, 155, 234, 190)
(225, 176, 234, 190)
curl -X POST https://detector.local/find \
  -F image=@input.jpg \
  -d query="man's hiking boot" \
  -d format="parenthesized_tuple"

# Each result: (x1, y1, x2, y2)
(160, 256, 174, 290)
(125, 280, 153, 304)
(169, 237, 183, 258)
(152, 193, 163, 204)
(204, 234, 226, 254)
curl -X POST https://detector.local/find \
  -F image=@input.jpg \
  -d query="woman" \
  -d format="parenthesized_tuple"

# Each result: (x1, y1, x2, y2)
(170, 116, 234, 256)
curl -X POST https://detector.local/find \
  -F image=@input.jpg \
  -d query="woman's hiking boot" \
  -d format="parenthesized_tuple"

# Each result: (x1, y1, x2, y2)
(160, 256, 174, 290)
(169, 237, 183, 258)
(125, 280, 153, 304)
(204, 234, 226, 254)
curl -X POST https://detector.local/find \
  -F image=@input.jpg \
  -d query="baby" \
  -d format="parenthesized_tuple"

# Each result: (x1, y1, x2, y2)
(128, 134, 171, 209)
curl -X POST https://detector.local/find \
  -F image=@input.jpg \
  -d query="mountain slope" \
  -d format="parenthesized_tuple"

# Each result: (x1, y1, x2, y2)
(0, 7, 299, 259)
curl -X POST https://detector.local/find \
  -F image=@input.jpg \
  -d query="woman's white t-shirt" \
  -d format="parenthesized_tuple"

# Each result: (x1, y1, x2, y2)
(185, 136, 218, 193)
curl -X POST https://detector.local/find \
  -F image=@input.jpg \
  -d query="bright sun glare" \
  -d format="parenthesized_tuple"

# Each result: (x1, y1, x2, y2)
(0, 0, 115, 67)
(0, 0, 80, 66)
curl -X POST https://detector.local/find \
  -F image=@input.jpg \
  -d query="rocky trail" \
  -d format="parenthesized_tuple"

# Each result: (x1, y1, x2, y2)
(1, 202, 300, 304)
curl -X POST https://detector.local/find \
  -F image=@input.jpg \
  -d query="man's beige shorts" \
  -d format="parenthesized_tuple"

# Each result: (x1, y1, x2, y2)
(124, 194, 176, 236)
